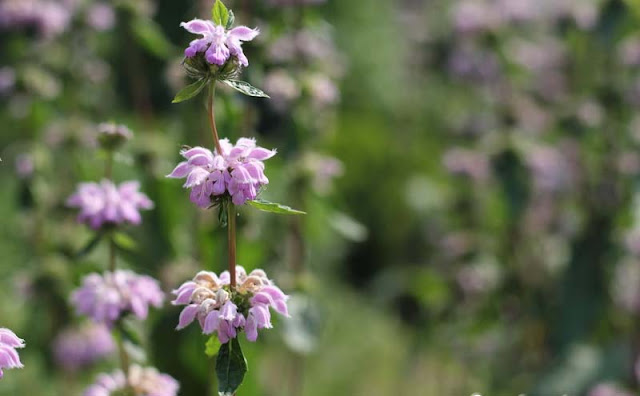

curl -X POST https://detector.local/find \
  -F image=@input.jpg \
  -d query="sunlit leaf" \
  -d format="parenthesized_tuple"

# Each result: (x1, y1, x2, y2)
(113, 232, 137, 251)
(247, 199, 306, 215)
(212, 0, 230, 27)
(222, 80, 270, 98)
(172, 78, 208, 103)
(216, 338, 247, 395)
(205, 335, 221, 357)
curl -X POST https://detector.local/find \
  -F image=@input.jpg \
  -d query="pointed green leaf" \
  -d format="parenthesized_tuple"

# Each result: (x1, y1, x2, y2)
(216, 338, 247, 395)
(212, 0, 230, 26)
(118, 318, 144, 347)
(247, 199, 306, 215)
(205, 335, 221, 357)
(172, 78, 208, 103)
(222, 80, 270, 98)
(226, 10, 235, 29)
(218, 201, 228, 227)
(112, 232, 137, 252)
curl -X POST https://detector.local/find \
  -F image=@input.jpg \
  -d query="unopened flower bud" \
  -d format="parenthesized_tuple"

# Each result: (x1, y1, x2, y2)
(96, 122, 132, 151)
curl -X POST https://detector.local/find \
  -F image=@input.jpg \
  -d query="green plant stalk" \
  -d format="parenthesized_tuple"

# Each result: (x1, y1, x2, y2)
(105, 146, 132, 394)
(228, 202, 237, 289)
(208, 81, 224, 155)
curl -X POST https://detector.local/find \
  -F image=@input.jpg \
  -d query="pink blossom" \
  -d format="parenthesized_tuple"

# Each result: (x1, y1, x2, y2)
(172, 266, 289, 343)
(71, 270, 165, 327)
(0, 328, 25, 378)
(67, 180, 153, 229)
(167, 138, 276, 207)
(181, 19, 259, 67)
(84, 365, 179, 396)
(53, 322, 114, 371)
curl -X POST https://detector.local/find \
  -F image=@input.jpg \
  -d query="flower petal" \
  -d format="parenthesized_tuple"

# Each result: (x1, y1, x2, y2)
(228, 26, 259, 41)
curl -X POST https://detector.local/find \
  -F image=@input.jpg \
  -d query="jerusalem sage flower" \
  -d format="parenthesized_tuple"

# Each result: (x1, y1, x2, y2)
(67, 180, 154, 229)
(0, 328, 25, 378)
(52, 322, 114, 372)
(181, 18, 258, 67)
(83, 365, 179, 396)
(172, 266, 289, 343)
(71, 270, 164, 327)
(167, 138, 276, 207)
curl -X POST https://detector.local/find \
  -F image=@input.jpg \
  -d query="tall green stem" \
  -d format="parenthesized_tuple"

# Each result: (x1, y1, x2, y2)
(208, 81, 223, 155)
(109, 237, 116, 272)
(228, 203, 237, 289)
(105, 151, 113, 180)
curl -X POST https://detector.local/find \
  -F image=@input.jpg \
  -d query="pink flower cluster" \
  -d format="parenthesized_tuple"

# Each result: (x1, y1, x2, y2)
(167, 138, 276, 207)
(67, 180, 154, 229)
(0, 328, 25, 379)
(84, 365, 179, 396)
(172, 266, 289, 343)
(53, 322, 114, 372)
(181, 19, 259, 66)
(71, 270, 165, 327)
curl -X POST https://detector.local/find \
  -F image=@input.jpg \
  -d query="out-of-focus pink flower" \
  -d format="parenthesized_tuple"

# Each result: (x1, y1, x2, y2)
(525, 144, 577, 193)
(86, 3, 115, 31)
(587, 383, 634, 396)
(14, 154, 34, 179)
(167, 138, 276, 207)
(172, 266, 289, 343)
(263, 69, 300, 110)
(84, 365, 179, 396)
(0, 0, 76, 37)
(53, 322, 114, 371)
(443, 148, 490, 182)
(71, 270, 164, 327)
(67, 180, 153, 229)
(306, 73, 339, 107)
(613, 259, 640, 313)
(302, 153, 343, 194)
(0, 67, 16, 96)
(0, 328, 25, 378)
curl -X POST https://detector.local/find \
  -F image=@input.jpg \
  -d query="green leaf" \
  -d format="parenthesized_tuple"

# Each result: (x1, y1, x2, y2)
(172, 78, 209, 103)
(247, 199, 306, 215)
(131, 18, 172, 58)
(75, 232, 103, 258)
(112, 232, 137, 252)
(212, 0, 230, 26)
(205, 335, 221, 357)
(226, 10, 235, 29)
(218, 200, 228, 227)
(118, 318, 144, 347)
(216, 338, 247, 396)
(222, 80, 270, 98)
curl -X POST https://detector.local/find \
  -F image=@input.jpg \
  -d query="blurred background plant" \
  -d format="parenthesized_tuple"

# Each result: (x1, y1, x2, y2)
(4, 0, 640, 395)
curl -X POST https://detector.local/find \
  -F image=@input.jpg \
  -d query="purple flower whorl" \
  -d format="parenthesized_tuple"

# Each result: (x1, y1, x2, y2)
(53, 322, 114, 372)
(167, 138, 276, 207)
(181, 19, 258, 67)
(172, 266, 289, 343)
(83, 365, 180, 396)
(71, 270, 165, 327)
(67, 180, 154, 229)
